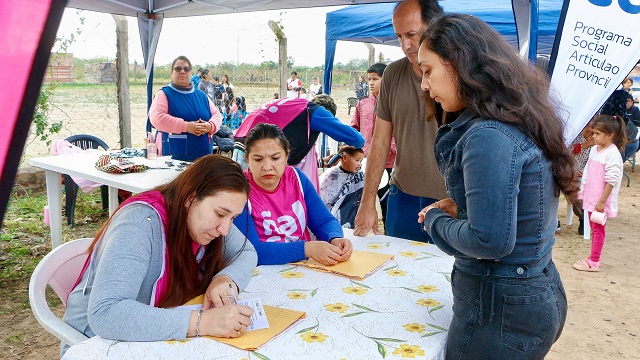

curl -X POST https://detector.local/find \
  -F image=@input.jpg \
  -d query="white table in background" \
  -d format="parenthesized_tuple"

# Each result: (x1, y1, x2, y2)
(29, 152, 181, 248)
(62, 230, 455, 360)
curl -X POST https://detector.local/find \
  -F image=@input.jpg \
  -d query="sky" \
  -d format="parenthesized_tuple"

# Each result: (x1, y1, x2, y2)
(56, 6, 406, 68)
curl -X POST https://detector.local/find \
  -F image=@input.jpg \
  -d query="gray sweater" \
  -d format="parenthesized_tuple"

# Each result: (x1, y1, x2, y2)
(62, 203, 257, 354)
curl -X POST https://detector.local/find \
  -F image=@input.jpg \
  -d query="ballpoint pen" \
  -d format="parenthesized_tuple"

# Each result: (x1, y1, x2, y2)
(228, 283, 238, 304)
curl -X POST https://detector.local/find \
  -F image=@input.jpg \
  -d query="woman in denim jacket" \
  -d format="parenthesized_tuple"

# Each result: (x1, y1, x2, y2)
(416, 14, 578, 359)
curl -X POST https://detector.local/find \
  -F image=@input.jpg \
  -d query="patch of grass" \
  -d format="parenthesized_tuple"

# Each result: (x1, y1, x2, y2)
(6, 335, 21, 345)
(1, 187, 109, 285)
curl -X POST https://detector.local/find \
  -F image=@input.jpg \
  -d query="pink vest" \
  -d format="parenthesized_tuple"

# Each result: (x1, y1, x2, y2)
(246, 166, 311, 242)
(71, 191, 201, 306)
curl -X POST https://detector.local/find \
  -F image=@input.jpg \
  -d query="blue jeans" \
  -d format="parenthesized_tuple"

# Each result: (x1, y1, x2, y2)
(386, 184, 437, 243)
(446, 260, 567, 359)
(623, 139, 638, 162)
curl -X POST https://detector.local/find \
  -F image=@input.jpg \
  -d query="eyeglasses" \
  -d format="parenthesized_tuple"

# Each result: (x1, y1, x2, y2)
(173, 66, 191, 73)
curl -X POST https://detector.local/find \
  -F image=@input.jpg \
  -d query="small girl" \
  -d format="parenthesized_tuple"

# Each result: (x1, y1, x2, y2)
(319, 146, 365, 229)
(573, 115, 627, 272)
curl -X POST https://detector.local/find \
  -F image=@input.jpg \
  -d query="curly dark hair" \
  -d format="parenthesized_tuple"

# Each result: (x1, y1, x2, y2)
(419, 13, 577, 198)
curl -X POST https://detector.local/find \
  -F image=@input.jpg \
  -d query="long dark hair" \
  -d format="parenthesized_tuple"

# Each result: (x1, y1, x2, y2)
(420, 13, 577, 197)
(89, 155, 250, 308)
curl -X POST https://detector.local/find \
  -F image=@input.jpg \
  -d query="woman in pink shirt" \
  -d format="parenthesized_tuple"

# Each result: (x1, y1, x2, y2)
(233, 124, 353, 265)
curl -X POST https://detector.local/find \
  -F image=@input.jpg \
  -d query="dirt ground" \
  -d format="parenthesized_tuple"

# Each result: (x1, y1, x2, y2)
(1, 163, 639, 359)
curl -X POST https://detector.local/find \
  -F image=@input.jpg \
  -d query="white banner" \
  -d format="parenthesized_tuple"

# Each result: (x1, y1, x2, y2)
(549, 0, 640, 144)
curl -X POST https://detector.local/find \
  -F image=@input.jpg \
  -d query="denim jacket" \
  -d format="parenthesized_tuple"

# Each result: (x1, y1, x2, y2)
(423, 110, 559, 277)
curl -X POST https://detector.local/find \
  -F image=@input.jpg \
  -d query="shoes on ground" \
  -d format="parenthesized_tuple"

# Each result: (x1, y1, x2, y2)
(573, 258, 600, 272)
(556, 220, 561, 232)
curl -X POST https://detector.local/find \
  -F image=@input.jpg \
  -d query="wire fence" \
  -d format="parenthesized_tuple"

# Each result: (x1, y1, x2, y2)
(20, 70, 363, 170)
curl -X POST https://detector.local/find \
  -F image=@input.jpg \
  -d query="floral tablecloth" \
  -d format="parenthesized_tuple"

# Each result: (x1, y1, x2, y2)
(62, 229, 455, 360)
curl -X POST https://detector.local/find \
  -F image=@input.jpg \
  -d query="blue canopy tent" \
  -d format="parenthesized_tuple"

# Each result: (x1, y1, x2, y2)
(323, 0, 564, 94)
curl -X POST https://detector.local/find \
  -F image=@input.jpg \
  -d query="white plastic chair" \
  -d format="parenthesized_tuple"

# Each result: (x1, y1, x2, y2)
(29, 238, 92, 345)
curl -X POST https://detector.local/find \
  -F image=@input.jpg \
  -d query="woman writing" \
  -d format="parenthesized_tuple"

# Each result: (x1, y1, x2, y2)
(62, 155, 257, 356)
(150, 56, 222, 161)
(416, 14, 575, 359)
(233, 124, 353, 266)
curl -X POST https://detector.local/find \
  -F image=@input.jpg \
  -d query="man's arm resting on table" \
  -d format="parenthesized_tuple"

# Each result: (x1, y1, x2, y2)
(353, 117, 393, 236)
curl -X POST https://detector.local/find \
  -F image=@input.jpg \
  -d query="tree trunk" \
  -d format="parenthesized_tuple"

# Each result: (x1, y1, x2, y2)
(268, 20, 287, 99)
(113, 14, 131, 148)
(365, 43, 375, 67)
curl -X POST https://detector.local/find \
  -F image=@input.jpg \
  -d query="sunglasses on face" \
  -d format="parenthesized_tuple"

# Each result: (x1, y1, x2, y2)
(173, 66, 191, 73)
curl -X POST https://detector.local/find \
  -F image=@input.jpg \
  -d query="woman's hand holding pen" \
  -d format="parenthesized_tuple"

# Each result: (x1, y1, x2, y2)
(204, 275, 238, 309)
(198, 276, 253, 338)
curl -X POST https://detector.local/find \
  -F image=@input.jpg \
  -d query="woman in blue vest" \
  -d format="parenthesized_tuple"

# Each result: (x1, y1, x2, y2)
(149, 56, 223, 161)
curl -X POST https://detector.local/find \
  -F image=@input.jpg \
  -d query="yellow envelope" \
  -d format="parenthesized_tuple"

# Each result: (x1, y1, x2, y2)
(184, 295, 306, 350)
(290, 250, 394, 280)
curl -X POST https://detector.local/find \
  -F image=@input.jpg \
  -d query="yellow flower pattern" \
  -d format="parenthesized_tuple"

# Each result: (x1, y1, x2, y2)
(287, 292, 307, 300)
(403, 323, 426, 333)
(164, 339, 189, 344)
(416, 298, 441, 307)
(301, 332, 329, 343)
(342, 286, 368, 295)
(281, 271, 304, 279)
(367, 243, 384, 250)
(398, 251, 418, 258)
(392, 344, 426, 358)
(386, 269, 407, 276)
(324, 303, 350, 313)
(417, 285, 438, 293)
(409, 241, 429, 247)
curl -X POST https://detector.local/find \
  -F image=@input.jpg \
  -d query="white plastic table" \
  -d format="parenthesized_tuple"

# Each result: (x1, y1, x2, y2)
(29, 152, 181, 248)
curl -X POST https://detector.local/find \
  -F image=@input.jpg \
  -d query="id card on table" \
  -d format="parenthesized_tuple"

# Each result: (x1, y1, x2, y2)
(179, 297, 270, 331)
(236, 298, 269, 331)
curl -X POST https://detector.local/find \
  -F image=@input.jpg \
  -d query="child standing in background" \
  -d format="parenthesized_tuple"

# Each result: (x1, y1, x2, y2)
(319, 146, 365, 229)
(573, 115, 626, 272)
(350, 63, 396, 231)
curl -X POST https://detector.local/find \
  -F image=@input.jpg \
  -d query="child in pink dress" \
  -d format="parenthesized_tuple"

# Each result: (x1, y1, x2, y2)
(573, 115, 626, 272)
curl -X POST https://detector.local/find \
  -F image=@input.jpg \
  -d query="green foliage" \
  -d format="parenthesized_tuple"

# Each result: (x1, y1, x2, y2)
(32, 82, 62, 146)
(32, 11, 84, 145)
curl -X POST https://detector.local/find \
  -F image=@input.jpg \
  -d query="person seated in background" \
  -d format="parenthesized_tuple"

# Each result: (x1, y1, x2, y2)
(319, 146, 365, 229)
(625, 91, 640, 128)
(233, 124, 353, 266)
(351, 62, 396, 231)
(600, 89, 638, 162)
(273, 92, 279, 100)
(149, 56, 222, 161)
(234, 95, 364, 191)
(62, 155, 257, 357)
